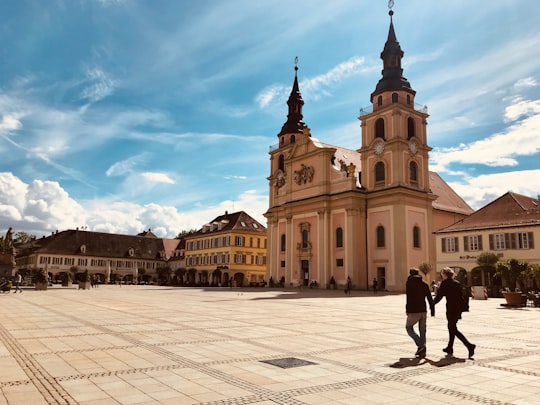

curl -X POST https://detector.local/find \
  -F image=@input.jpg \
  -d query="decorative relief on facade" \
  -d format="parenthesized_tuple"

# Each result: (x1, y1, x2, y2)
(274, 169, 286, 188)
(294, 164, 314, 185)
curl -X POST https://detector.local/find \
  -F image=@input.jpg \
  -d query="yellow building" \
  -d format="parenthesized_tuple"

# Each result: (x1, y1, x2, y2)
(184, 211, 267, 287)
(435, 192, 540, 296)
(265, 10, 472, 291)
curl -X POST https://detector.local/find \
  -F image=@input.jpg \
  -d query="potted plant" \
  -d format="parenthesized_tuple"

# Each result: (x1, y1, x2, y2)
(32, 267, 48, 290)
(79, 269, 92, 290)
(61, 271, 72, 287)
(496, 258, 530, 306)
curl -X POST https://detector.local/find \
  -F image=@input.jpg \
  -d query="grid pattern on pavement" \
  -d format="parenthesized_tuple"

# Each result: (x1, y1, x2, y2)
(0, 286, 539, 404)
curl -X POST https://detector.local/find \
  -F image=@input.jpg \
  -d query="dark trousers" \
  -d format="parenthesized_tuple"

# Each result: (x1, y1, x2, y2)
(447, 314, 471, 349)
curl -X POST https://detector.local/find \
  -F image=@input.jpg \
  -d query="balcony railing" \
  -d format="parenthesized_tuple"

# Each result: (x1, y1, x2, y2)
(359, 101, 428, 118)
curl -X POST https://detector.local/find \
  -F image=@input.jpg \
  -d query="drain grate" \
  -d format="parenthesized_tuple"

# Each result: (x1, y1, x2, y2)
(260, 357, 317, 369)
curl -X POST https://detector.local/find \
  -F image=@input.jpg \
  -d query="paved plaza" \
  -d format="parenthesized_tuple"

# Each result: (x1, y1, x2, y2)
(0, 285, 539, 405)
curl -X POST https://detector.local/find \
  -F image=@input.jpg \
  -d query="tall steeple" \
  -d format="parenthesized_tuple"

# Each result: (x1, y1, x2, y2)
(278, 57, 307, 137)
(370, 9, 415, 102)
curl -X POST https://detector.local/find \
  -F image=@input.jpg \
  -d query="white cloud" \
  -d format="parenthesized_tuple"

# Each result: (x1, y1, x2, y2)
(0, 113, 23, 132)
(106, 153, 150, 177)
(141, 172, 175, 184)
(80, 66, 117, 103)
(430, 98, 540, 171)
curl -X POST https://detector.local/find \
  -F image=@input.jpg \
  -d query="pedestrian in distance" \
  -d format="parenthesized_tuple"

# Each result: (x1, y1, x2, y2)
(344, 276, 352, 296)
(372, 277, 378, 293)
(433, 267, 476, 359)
(405, 268, 434, 358)
(13, 272, 23, 293)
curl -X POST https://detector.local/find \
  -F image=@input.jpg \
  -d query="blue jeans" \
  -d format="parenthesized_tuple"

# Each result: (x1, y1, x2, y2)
(406, 312, 427, 348)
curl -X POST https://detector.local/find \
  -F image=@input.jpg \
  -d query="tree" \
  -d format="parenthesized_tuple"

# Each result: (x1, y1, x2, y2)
(14, 231, 37, 245)
(156, 266, 172, 285)
(176, 229, 197, 239)
(496, 258, 531, 292)
(476, 252, 499, 268)
(417, 262, 432, 276)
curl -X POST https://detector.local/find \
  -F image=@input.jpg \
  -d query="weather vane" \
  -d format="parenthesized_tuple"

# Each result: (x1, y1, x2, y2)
(294, 56, 299, 72)
(388, 0, 394, 10)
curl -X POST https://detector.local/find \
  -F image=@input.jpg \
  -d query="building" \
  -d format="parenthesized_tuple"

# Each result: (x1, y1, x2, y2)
(264, 9, 472, 291)
(183, 211, 267, 287)
(435, 192, 540, 295)
(15, 229, 180, 283)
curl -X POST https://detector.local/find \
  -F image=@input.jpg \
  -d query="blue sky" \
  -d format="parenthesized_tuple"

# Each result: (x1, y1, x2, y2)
(1, 0, 539, 238)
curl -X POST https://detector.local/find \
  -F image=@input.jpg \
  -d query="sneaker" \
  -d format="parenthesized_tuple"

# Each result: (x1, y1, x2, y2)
(415, 345, 426, 357)
(442, 347, 453, 355)
(468, 344, 476, 359)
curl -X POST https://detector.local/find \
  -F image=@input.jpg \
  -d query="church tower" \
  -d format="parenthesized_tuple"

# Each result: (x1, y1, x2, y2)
(358, 8, 436, 289)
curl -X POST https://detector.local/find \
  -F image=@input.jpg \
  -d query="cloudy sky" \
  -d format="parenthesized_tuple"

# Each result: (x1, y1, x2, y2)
(1, 0, 539, 239)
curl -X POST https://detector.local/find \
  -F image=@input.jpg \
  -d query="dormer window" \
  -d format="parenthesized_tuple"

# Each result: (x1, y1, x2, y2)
(79, 244, 86, 254)
(128, 247, 134, 257)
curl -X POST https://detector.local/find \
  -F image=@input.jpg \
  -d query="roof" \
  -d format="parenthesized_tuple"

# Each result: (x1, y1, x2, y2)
(190, 211, 267, 237)
(16, 230, 181, 260)
(436, 192, 540, 233)
(429, 172, 474, 216)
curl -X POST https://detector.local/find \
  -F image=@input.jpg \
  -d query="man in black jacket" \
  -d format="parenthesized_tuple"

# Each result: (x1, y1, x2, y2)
(406, 268, 434, 358)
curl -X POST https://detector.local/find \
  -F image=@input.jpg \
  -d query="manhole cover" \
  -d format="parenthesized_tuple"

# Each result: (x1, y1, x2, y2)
(260, 357, 317, 369)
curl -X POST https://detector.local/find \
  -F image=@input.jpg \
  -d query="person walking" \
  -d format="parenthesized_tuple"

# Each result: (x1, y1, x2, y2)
(13, 272, 23, 293)
(372, 277, 378, 293)
(406, 268, 434, 358)
(433, 267, 476, 359)
(345, 276, 352, 296)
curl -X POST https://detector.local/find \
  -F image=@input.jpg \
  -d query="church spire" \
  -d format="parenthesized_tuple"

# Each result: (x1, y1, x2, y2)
(370, 9, 414, 102)
(278, 57, 306, 137)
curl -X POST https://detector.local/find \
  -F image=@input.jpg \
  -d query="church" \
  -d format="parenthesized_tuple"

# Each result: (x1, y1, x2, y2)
(264, 9, 473, 292)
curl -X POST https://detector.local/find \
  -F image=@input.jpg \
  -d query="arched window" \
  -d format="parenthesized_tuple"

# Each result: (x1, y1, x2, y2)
(280, 234, 286, 252)
(375, 161, 385, 184)
(375, 118, 385, 139)
(280, 136, 284, 146)
(407, 117, 415, 139)
(409, 161, 418, 184)
(302, 229, 309, 248)
(413, 226, 420, 248)
(290, 134, 296, 143)
(376, 225, 385, 248)
(278, 154, 285, 171)
(336, 227, 343, 248)
(392, 92, 398, 103)
(377, 95, 383, 106)
(406, 94, 411, 104)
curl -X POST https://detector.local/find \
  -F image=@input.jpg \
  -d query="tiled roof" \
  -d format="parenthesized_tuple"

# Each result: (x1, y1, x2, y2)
(429, 172, 474, 215)
(190, 211, 267, 237)
(436, 192, 540, 233)
(16, 230, 180, 260)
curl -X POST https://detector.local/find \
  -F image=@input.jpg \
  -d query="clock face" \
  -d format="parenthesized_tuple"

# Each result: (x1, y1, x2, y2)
(374, 141, 384, 155)
(409, 141, 418, 154)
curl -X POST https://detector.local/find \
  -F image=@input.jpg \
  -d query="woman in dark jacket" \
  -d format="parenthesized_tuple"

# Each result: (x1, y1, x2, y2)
(433, 267, 476, 359)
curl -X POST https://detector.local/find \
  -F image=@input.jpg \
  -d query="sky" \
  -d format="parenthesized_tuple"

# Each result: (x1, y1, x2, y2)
(1, 0, 540, 239)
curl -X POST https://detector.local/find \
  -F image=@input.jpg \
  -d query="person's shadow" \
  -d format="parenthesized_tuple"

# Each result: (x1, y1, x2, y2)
(389, 357, 427, 368)
(389, 354, 466, 368)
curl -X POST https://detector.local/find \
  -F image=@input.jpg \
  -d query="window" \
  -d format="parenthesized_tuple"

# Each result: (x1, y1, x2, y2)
(280, 234, 286, 252)
(375, 162, 385, 184)
(377, 95, 382, 106)
(407, 117, 415, 139)
(409, 161, 418, 184)
(302, 229, 309, 248)
(291, 134, 296, 143)
(280, 260, 286, 268)
(375, 118, 385, 139)
(336, 227, 343, 248)
(490, 233, 505, 250)
(413, 226, 420, 248)
(256, 255, 266, 265)
(442, 237, 458, 252)
(392, 92, 398, 103)
(464, 235, 482, 251)
(235, 236, 244, 246)
(376, 225, 385, 248)
(336, 258, 344, 267)
(234, 254, 246, 264)
(517, 232, 530, 249)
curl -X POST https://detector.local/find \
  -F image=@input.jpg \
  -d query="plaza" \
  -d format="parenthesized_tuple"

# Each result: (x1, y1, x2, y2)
(0, 285, 539, 404)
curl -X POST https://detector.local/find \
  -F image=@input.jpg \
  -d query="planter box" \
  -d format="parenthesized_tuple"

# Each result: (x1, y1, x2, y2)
(34, 282, 48, 291)
(78, 281, 91, 290)
(62, 281, 72, 287)
(502, 291, 526, 307)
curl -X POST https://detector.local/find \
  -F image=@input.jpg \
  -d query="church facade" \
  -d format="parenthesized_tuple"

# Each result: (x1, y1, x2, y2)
(264, 10, 472, 292)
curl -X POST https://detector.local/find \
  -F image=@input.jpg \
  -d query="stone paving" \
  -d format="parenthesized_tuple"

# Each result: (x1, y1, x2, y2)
(0, 285, 539, 404)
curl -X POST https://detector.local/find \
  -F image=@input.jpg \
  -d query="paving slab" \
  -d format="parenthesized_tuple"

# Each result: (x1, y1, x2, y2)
(0, 285, 539, 404)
